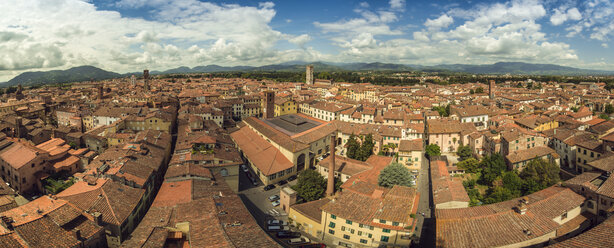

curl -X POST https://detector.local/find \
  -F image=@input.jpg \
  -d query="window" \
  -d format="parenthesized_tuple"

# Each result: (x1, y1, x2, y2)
(368, 233, 372, 238)
(379, 219, 386, 224)
(516, 140, 518, 143)
(331, 214, 336, 219)
(329, 229, 335, 234)
(358, 231, 362, 236)
(383, 229, 391, 233)
(328, 222, 336, 228)
(359, 224, 363, 228)
(343, 234, 350, 240)
(392, 222, 399, 226)
(360, 239, 368, 244)
(341, 226, 345, 231)
(562, 212, 568, 220)
(381, 236, 389, 242)
(220, 168, 228, 177)
(346, 220, 352, 225)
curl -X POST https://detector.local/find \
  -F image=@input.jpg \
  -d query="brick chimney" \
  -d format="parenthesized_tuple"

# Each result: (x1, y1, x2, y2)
(327, 135, 336, 196)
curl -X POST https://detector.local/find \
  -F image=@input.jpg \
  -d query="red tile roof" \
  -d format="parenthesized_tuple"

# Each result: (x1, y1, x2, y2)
(230, 125, 293, 176)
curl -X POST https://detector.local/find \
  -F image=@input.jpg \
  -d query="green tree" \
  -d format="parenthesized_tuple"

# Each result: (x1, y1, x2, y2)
(346, 134, 360, 160)
(456, 145, 472, 161)
(475, 87, 484, 93)
(479, 153, 507, 186)
(606, 104, 614, 114)
(484, 186, 513, 204)
(378, 163, 413, 188)
(469, 89, 475, 94)
(457, 158, 480, 173)
(291, 169, 327, 202)
(519, 158, 560, 189)
(521, 178, 542, 195)
(502, 171, 523, 197)
(356, 134, 375, 161)
(425, 144, 441, 158)
(599, 113, 611, 120)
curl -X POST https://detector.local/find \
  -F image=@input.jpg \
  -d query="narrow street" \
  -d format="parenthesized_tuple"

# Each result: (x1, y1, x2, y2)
(415, 154, 435, 247)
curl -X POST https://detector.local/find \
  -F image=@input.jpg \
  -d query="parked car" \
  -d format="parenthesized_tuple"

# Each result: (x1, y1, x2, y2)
(276, 231, 301, 239)
(271, 200, 280, 207)
(267, 225, 289, 232)
(263, 184, 276, 191)
(241, 164, 249, 173)
(268, 195, 280, 202)
(298, 244, 326, 248)
(288, 237, 310, 245)
(277, 180, 288, 186)
(287, 175, 297, 181)
(267, 219, 287, 226)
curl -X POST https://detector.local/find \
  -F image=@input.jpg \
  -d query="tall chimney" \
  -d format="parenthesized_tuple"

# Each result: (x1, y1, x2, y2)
(327, 135, 336, 196)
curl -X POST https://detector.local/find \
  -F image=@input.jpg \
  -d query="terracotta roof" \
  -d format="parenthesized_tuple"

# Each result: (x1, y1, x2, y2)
(506, 146, 557, 164)
(321, 185, 418, 230)
(319, 155, 371, 176)
(587, 152, 614, 172)
(230, 125, 293, 176)
(0, 142, 38, 170)
(549, 216, 614, 248)
(290, 198, 331, 223)
(122, 174, 281, 248)
(431, 160, 470, 205)
(427, 119, 464, 134)
(399, 139, 423, 152)
(242, 117, 309, 151)
(57, 179, 145, 226)
(436, 186, 585, 248)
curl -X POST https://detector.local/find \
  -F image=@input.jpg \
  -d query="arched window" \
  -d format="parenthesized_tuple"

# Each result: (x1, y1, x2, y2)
(220, 168, 228, 177)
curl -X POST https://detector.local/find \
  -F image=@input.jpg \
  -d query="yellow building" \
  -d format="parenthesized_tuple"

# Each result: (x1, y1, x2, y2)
(515, 116, 558, 132)
(288, 198, 330, 238)
(398, 139, 423, 172)
(319, 185, 418, 248)
(274, 98, 297, 117)
(125, 112, 173, 132)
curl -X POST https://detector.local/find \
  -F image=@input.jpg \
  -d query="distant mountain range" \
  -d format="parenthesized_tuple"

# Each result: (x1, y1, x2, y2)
(2, 62, 613, 87)
(4, 66, 121, 87)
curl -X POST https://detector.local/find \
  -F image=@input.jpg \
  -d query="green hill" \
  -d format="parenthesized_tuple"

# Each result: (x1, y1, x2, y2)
(4, 66, 121, 87)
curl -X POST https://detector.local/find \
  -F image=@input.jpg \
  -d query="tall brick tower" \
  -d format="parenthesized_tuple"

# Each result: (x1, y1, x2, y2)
(327, 135, 336, 196)
(97, 84, 103, 99)
(264, 91, 275, 119)
(306, 65, 314, 85)
(143, 69, 150, 91)
(489, 80, 495, 100)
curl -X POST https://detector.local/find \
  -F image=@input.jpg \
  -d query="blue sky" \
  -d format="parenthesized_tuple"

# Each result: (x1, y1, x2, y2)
(0, 0, 613, 81)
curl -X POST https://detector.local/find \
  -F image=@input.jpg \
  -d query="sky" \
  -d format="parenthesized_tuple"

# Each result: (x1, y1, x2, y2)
(1, 0, 613, 81)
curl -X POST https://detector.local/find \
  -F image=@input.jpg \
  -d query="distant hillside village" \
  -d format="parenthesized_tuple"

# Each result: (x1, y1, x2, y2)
(0, 66, 612, 247)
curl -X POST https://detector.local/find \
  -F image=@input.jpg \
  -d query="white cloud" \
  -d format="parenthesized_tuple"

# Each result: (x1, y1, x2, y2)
(288, 34, 312, 48)
(424, 14, 453, 30)
(550, 7, 582, 25)
(389, 0, 405, 10)
(0, 0, 319, 81)
(319, 0, 580, 67)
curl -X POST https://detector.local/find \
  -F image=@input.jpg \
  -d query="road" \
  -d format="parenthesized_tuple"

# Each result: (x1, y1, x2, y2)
(238, 168, 303, 247)
(415, 154, 435, 247)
